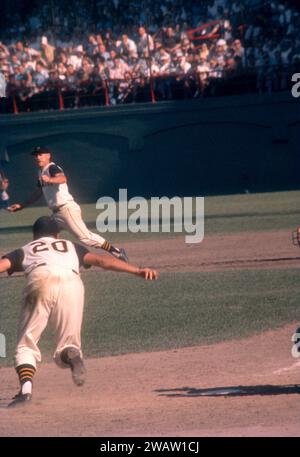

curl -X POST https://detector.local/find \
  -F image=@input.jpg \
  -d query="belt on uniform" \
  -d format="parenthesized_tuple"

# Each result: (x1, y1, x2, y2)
(35, 263, 47, 269)
(28, 262, 46, 274)
(32, 263, 79, 275)
(52, 204, 67, 213)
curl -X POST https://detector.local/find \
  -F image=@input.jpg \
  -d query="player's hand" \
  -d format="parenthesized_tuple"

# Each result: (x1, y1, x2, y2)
(41, 175, 51, 184)
(138, 268, 158, 280)
(7, 203, 22, 212)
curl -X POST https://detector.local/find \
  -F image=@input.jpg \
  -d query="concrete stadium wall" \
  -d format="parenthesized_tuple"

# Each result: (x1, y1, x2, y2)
(0, 91, 299, 202)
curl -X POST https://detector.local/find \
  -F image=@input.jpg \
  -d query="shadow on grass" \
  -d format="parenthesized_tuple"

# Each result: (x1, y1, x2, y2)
(0, 221, 97, 234)
(156, 384, 300, 397)
(0, 225, 32, 234)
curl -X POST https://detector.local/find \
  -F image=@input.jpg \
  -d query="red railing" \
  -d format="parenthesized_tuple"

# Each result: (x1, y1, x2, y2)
(187, 20, 223, 49)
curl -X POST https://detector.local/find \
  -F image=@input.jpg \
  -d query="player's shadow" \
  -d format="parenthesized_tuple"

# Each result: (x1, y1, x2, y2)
(0, 220, 99, 238)
(155, 384, 300, 398)
(0, 225, 32, 234)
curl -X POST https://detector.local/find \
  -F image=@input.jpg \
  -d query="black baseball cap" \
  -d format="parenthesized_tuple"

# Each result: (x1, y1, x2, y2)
(33, 216, 59, 238)
(31, 146, 52, 156)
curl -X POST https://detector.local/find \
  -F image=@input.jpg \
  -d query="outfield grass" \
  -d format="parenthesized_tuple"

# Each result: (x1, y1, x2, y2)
(0, 268, 299, 366)
(0, 190, 299, 250)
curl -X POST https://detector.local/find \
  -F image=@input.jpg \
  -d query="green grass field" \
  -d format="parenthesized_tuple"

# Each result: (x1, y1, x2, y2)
(1, 269, 299, 366)
(1, 190, 300, 249)
(0, 190, 299, 366)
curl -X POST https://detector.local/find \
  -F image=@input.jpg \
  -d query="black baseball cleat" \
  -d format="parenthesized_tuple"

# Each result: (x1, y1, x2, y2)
(7, 392, 32, 408)
(118, 248, 129, 263)
(65, 347, 86, 386)
(109, 246, 129, 263)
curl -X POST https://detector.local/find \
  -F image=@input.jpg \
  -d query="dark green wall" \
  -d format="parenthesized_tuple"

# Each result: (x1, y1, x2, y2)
(0, 92, 299, 202)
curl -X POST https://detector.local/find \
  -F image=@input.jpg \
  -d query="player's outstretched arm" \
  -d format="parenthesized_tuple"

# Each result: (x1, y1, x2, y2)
(8, 188, 43, 212)
(0, 258, 11, 274)
(83, 252, 158, 280)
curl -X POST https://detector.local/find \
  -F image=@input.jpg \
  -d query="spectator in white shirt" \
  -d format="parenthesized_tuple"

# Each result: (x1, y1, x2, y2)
(119, 34, 138, 57)
(23, 42, 41, 60)
(138, 27, 154, 53)
(40, 36, 55, 65)
(179, 56, 191, 74)
(158, 48, 171, 70)
(68, 45, 84, 70)
(109, 56, 129, 80)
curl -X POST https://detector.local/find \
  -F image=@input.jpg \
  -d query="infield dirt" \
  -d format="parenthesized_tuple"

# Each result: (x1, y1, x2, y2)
(0, 323, 299, 436)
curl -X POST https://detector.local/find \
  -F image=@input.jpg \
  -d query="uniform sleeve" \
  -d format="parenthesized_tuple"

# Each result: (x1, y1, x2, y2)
(74, 244, 91, 269)
(49, 164, 64, 177)
(2, 249, 24, 275)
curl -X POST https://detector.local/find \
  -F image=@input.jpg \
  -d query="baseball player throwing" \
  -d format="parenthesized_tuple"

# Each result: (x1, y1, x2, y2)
(0, 216, 158, 408)
(8, 146, 128, 262)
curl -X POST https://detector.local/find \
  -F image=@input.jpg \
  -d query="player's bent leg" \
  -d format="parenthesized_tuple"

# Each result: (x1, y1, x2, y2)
(56, 201, 106, 248)
(59, 347, 86, 386)
(55, 202, 129, 262)
(54, 345, 86, 387)
(51, 275, 86, 385)
(15, 278, 53, 368)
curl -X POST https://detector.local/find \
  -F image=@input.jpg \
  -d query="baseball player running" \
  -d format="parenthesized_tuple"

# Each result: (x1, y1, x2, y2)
(8, 146, 128, 262)
(0, 216, 158, 408)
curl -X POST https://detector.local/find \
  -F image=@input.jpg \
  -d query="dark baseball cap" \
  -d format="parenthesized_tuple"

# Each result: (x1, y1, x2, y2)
(31, 146, 52, 156)
(33, 216, 59, 238)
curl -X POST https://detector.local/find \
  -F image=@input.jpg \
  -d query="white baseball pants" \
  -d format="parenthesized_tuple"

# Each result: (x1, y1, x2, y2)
(52, 201, 106, 248)
(15, 267, 84, 369)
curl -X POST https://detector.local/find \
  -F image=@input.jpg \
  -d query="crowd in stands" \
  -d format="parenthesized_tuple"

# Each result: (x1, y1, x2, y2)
(0, 0, 299, 112)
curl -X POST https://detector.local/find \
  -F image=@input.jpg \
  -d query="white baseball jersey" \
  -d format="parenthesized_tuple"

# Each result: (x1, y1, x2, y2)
(38, 162, 74, 210)
(4, 237, 88, 371)
(3, 237, 89, 277)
